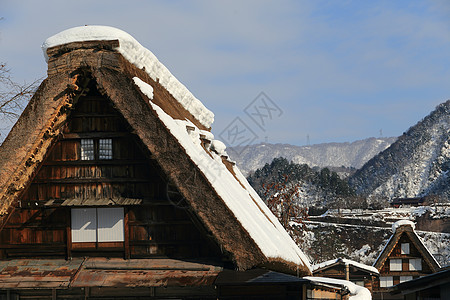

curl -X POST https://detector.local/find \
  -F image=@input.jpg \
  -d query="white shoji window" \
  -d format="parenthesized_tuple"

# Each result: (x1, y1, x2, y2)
(81, 139, 95, 160)
(380, 276, 393, 287)
(71, 207, 124, 243)
(390, 258, 402, 271)
(401, 243, 410, 254)
(99, 138, 113, 159)
(409, 258, 422, 271)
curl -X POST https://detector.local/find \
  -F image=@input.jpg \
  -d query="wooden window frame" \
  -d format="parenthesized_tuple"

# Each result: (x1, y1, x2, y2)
(390, 258, 402, 271)
(71, 207, 124, 243)
(380, 276, 393, 288)
(401, 243, 410, 254)
(409, 258, 422, 271)
(80, 138, 113, 161)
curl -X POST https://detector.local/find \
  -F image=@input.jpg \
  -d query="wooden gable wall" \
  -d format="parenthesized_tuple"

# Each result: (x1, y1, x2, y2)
(0, 77, 223, 261)
(374, 231, 436, 291)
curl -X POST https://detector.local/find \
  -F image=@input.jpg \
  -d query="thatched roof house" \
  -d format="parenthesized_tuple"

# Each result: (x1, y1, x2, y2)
(0, 26, 311, 298)
(372, 220, 440, 299)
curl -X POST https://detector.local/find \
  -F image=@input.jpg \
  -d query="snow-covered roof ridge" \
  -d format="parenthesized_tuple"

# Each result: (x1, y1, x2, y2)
(133, 77, 311, 272)
(42, 25, 214, 128)
(392, 219, 415, 233)
(313, 258, 379, 274)
(373, 219, 441, 270)
(304, 277, 372, 300)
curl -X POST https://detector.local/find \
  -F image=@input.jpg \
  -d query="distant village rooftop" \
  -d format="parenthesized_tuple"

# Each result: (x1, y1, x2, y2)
(313, 257, 379, 275)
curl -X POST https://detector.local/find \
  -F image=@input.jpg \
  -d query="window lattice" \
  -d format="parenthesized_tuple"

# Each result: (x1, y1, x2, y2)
(81, 139, 95, 160)
(390, 258, 402, 271)
(409, 258, 422, 271)
(380, 276, 393, 287)
(99, 139, 113, 159)
(401, 243, 410, 254)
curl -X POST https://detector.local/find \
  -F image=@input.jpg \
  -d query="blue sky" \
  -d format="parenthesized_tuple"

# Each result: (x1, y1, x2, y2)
(1, 0, 449, 146)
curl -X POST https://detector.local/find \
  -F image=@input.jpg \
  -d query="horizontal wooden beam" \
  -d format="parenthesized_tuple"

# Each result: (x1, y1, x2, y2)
(129, 240, 205, 246)
(3, 224, 66, 229)
(43, 159, 152, 166)
(70, 113, 121, 118)
(61, 132, 128, 139)
(0, 243, 66, 249)
(32, 178, 154, 184)
(129, 220, 192, 226)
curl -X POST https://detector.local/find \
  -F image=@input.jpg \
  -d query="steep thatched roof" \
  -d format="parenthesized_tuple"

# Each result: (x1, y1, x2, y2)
(373, 221, 440, 272)
(0, 26, 311, 276)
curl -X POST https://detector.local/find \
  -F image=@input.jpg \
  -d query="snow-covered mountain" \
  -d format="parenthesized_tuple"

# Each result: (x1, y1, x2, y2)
(228, 137, 397, 176)
(349, 100, 450, 200)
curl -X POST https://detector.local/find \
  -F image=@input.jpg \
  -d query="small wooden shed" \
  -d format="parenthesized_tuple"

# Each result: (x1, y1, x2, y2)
(313, 257, 379, 293)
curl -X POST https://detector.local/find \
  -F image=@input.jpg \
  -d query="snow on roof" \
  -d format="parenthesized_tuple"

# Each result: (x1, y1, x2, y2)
(132, 78, 311, 270)
(392, 219, 415, 233)
(304, 277, 372, 300)
(374, 219, 441, 269)
(42, 25, 214, 128)
(313, 258, 379, 274)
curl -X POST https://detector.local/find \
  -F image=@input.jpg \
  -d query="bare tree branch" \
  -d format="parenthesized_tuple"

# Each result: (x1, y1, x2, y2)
(0, 63, 40, 120)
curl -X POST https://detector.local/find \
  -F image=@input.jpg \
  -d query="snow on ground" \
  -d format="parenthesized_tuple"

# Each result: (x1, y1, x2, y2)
(43, 25, 214, 128)
(301, 219, 450, 267)
(320, 205, 450, 221)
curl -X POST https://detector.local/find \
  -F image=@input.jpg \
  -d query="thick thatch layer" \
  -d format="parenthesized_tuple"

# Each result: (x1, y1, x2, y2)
(0, 39, 311, 276)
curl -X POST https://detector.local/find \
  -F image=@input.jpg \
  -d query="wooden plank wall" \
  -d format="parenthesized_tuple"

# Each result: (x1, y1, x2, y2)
(0, 83, 221, 260)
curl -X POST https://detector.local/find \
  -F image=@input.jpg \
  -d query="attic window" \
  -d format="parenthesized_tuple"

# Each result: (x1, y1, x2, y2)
(81, 139, 95, 160)
(409, 258, 422, 271)
(401, 243, 410, 254)
(99, 139, 113, 159)
(80, 138, 113, 160)
(390, 259, 402, 271)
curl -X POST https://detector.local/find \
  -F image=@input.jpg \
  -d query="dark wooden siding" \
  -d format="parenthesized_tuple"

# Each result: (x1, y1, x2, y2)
(374, 232, 436, 290)
(0, 82, 222, 260)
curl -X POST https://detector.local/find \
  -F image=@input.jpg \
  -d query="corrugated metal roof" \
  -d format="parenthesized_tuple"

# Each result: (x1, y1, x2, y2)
(0, 258, 84, 288)
(0, 258, 222, 289)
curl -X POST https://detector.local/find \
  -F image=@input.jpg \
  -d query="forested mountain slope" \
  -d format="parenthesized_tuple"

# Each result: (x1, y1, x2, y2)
(229, 137, 396, 176)
(349, 100, 450, 200)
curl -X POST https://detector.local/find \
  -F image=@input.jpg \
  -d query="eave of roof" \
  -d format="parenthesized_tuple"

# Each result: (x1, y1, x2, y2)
(389, 269, 450, 295)
(0, 258, 222, 289)
(313, 258, 379, 274)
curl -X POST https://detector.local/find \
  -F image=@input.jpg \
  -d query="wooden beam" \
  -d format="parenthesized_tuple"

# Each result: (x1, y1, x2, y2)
(61, 132, 128, 139)
(70, 113, 120, 118)
(129, 240, 206, 246)
(32, 178, 154, 184)
(124, 208, 130, 259)
(43, 159, 151, 166)
(66, 208, 72, 259)
(128, 220, 192, 226)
